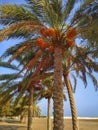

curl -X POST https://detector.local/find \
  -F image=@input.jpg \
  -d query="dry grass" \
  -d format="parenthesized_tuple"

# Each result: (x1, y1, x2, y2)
(0, 117, 98, 130)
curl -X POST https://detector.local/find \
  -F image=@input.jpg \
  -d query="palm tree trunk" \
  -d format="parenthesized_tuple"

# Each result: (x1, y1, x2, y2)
(47, 97, 51, 130)
(63, 73, 79, 130)
(53, 46, 64, 130)
(27, 87, 33, 130)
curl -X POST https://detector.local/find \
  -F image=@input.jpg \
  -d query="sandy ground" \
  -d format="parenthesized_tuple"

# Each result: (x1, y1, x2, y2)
(0, 118, 98, 130)
(0, 121, 27, 130)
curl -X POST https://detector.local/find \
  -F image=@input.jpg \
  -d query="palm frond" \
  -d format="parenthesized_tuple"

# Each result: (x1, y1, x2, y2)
(8, 42, 33, 62)
(78, 19, 98, 43)
(32, 57, 47, 77)
(70, 73, 77, 93)
(17, 49, 42, 76)
(0, 62, 18, 70)
(0, 89, 17, 105)
(1, 40, 34, 59)
(0, 4, 38, 25)
(62, 0, 76, 22)
(32, 55, 53, 76)
(27, 0, 63, 28)
(32, 72, 54, 81)
(0, 73, 19, 81)
(73, 1, 97, 28)
(0, 20, 42, 41)
(80, 0, 96, 10)
(87, 72, 98, 90)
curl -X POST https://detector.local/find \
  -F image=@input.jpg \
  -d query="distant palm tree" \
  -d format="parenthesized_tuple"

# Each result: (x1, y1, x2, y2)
(40, 77, 53, 130)
(13, 96, 41, 123)
(0, 61, 53, 130)
(0, 1, 98, 130)
(39, 77, 67, 130)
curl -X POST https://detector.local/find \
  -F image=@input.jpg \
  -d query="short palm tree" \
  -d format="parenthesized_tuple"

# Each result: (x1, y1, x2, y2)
(0, 60, 53, 130)
(39, 77, 53, 130)
(13, 96, 41, 123)
(0, 1, 98, 130)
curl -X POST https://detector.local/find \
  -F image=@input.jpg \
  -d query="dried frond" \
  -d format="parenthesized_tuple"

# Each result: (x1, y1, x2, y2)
(26, 49, 42, 70)
(32, 58, 47, 77)
(0, 21, 42, 41)
(41, 55, 53, 71)
(32, 55, 53, 77)
(17, 49, 42, 76)
(18, 83, 23, 92)
(31, 72, 53, 82)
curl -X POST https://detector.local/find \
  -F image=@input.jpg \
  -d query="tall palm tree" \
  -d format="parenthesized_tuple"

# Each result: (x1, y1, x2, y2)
(62, 44, 98, 130)
(0, 1, 98, 130)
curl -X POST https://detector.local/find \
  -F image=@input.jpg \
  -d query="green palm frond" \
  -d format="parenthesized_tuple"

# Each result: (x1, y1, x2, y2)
(73, 1, 97, 27)
(78, 19, 98, 43)
(0, 73, 19, 81)
(77, 1, 98, 42)
(87, 72, 98, 90)
(70, 73, 77, 93)
(93, 63, 98, 72)
(14, 90, 26, 106)
(0, 80, 12, 91)
(1, 43, 23, 59)
(63, 0, 76, 21)
(0, 61, 18, 70)
(27, 0, 63, 28)
(0, 80, 19, 92)
(8, 41, 33, 62)
(1, 40, 35, 60)
(0, 90, 17, 105)
(0, 4, 38, 25)
(0, 82, 18, 102)
(80, 0, 95, 10)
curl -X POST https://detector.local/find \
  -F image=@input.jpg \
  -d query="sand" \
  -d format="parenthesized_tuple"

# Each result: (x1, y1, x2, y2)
(0, 117, 98, 130)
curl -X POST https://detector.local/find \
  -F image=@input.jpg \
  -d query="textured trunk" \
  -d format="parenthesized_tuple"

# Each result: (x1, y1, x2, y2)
(64, 73, 79, 130)
(47, 98, 51, 130)
(53, 46, 64, 130)
(27, 88, 33, 130)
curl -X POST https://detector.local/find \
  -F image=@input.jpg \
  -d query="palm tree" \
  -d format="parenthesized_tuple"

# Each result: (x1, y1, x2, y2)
(13, 96, 41, 123)
(0, 1, 98, 130)
(40, 77, 67, 130)
(0, 61, 53, 130)
(40, 77, 53, 130)
(62, 44, 98, 130)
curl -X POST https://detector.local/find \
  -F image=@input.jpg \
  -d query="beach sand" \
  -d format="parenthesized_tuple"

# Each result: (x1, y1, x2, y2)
(0, 117, 98, 130)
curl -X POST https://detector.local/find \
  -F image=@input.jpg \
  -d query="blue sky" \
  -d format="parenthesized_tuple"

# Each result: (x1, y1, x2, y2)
(0, 0, 98, 117)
